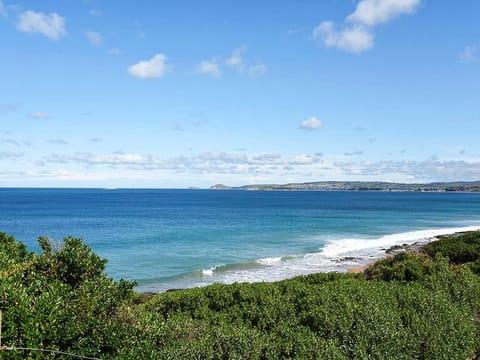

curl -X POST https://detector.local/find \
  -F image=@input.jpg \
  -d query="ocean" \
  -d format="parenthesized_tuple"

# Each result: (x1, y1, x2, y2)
(1, 188, 480, 292)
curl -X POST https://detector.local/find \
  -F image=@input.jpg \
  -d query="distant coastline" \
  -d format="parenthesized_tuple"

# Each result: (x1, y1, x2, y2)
(210, 180, 480, 192)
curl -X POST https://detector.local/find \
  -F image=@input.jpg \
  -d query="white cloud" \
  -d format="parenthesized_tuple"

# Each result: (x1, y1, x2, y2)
(17, 11, 66, 41)
(336, 158, 480, 182)
(0, 0, 7, 17)
(198, 46, 267, 78)
(248, 63, 267, 77)
(459, 45, 477, 63)
(347, 0, 421, 26)
(3, 138, 31, 147)
(31, 112, 49, 119)
(38, 149, 480, 184)
(344, 151, 364, 156)
(226, 45, 247, 70)
(314, 0, 421, 53)
(47, 138, 68, 145)
(42, 151, 324, 175)
(299, 117, 323, 130)
(196, 59, 221, 78)
(128, 54, 168, 79)
(45, 151, 154, 167)
(313, 22, 374, 54)
(5, 147, 480, 186)
(3, 139, 20, 146)
(0, 151, 23, 160)
(86, 30, 102, 47)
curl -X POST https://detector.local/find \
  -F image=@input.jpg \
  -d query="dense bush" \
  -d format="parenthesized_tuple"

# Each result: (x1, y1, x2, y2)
(422, 231, 480, 264)
(122, 269, 478, 359)
(1, 231, 480, 359)
(0, 232, 135, 359)
(364, 251, 435, 282)
(468, 258, 480, 275)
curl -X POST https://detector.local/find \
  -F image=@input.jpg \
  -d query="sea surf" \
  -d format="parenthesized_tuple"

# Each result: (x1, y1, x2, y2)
(1, 188, 479, 292)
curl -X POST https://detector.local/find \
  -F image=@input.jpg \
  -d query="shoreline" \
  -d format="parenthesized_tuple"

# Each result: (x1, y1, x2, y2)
(211, 180, 480, 192)
(137, 226, 480, 293)
(346, 238, 433, 274)
(323, 227, 480, 276)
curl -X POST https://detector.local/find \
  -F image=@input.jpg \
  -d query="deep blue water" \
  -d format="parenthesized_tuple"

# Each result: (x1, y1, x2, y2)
(1, 188, 480, 291)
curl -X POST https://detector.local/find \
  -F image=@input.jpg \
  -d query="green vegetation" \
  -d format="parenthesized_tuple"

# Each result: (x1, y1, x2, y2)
(423, 231, 480, 268)
(0, 233, 135, 359)
(1, 231, 480, 359)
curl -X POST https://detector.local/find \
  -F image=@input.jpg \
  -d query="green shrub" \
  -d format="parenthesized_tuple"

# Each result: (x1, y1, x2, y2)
(2, 231, 480, 359)
(0, 234, 135, 359)
(423, 231, 480, 264)
(468, 258, 480, 275)
(0, 231, 30, 270)
(364, 251, 435, 282)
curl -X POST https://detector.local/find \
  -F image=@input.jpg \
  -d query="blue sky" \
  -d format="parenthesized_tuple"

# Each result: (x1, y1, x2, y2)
(0, 0, 479, 188)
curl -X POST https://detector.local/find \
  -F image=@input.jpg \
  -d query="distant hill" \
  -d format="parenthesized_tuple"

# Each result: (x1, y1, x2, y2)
(210, 181, 480, 192)
(210, 183, 231, 189)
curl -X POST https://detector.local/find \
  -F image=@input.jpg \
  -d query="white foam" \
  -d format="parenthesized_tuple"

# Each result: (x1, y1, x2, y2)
(256, 256, 283, 266)
(195, 225, 480, 287)
(202, 268, 214, 276)
(146, 225, 480, 292)
(320, 226, 480, 258)
(202, 264, 224, 276)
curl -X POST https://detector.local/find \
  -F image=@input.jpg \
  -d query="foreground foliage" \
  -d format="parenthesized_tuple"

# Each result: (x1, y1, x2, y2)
(423, 230, 480, 273)
(1, 231, 480, 359)
(0, 232, 135, 359)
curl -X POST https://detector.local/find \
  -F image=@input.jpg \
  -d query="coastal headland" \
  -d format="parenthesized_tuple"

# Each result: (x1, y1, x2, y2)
(211, 180, 480, 192)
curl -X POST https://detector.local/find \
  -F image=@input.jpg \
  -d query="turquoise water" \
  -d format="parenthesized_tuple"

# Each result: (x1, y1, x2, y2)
(1, 188, 480, 291)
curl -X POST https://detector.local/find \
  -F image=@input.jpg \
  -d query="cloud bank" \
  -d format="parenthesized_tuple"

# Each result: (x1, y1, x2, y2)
(2, 146, 480, 186)
(23, 149, 479, 185)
